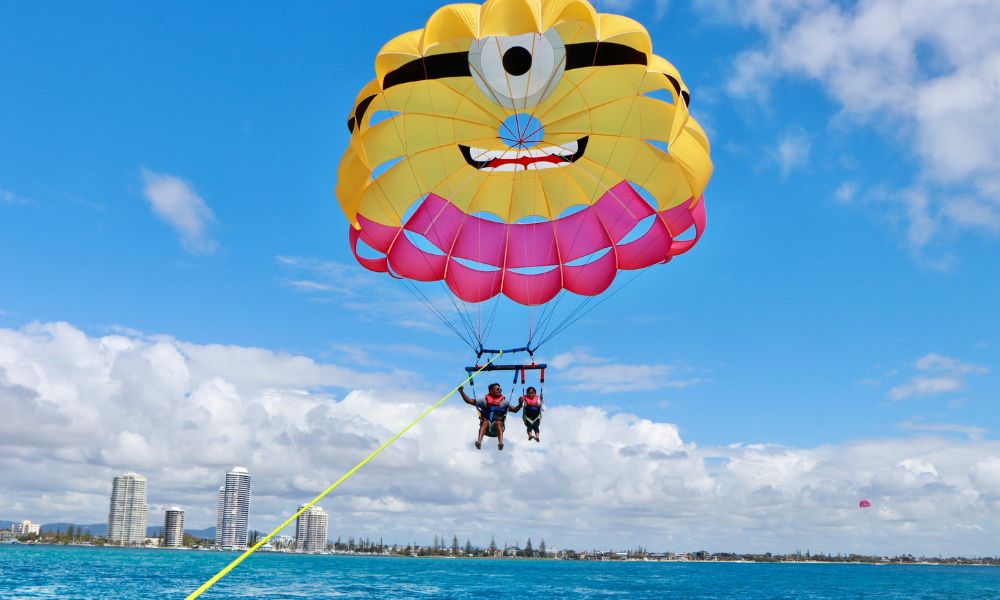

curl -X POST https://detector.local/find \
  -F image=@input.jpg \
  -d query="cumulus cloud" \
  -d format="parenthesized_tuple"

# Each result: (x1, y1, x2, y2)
(887, 352, 988, 401)
(707, 0, 1000, 251)
(140, 168, 218, 254)
(1, 322, 999, 555)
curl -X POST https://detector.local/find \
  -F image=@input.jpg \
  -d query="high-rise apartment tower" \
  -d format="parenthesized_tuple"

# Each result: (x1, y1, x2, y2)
(107, 472, 148, 546)
(294, 505, 329, 552)
(163, 506, 185, 548)
(215, 466, 251, 549)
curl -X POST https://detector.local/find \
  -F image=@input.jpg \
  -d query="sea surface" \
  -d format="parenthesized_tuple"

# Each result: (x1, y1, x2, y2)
(2, 545, 999, 599)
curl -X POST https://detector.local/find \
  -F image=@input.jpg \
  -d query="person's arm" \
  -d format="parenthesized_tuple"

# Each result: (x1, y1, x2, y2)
(509, 397, 522, 413)
(458, 386, 476, 406)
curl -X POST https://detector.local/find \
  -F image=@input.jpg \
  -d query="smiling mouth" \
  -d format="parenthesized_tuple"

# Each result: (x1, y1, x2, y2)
(459, 136, 589, 172)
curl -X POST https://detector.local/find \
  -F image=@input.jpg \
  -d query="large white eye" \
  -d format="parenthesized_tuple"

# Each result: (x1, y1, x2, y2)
(469, 29, 565, 110)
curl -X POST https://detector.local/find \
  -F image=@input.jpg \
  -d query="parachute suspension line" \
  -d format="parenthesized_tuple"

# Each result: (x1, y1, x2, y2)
(526, 68, 594, 351)
(373, 79, 483, 351)
(531, 70, 665, 353)
(186, 353, 503, 600)
(435, 278, 480, 347)
(414, 68, 482, 352)
(535, 293, 598, 348)
(518, 32, 568, 350)
(480, 291, 504, 349)
(524, 56, 646, 352)
(534, 171, 682, 350)
(528, 288, 568, 349)
(536, 267, 650, 349)
(400, 279, 478, 352)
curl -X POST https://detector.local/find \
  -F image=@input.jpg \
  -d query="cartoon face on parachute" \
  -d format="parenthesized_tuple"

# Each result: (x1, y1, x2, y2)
(337, 0, 712, 306)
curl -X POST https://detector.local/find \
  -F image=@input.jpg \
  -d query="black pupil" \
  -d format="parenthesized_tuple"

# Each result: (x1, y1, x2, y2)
(502, 46, 532, 76)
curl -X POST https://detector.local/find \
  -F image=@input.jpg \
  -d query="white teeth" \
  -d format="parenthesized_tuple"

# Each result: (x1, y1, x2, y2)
(526, 161, 562, 170)
(466, 141, 579, 172)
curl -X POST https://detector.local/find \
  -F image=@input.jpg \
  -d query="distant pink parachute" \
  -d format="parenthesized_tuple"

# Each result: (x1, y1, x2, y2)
(859, 499, 872, 509)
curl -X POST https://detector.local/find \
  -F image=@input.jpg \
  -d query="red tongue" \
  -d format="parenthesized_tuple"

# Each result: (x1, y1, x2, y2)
(486, 154, 566, 169)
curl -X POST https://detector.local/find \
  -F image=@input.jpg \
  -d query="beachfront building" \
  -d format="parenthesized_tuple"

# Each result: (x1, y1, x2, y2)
(163, 506, 185, 548)
(294, 505, 328, 552)
(107, 473, 148, 546)
(11, 520, 41, 537)
(215, 466, 251, 550)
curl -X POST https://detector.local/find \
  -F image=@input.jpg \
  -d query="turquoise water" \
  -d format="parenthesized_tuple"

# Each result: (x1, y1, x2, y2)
(2, 545, 999, 599)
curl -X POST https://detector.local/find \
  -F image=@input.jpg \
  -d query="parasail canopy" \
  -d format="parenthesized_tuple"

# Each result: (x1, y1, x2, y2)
(336, 0, 713, 311)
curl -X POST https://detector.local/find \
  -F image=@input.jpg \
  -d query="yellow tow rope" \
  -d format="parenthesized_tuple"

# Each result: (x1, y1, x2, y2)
(186, 353, 501, 599)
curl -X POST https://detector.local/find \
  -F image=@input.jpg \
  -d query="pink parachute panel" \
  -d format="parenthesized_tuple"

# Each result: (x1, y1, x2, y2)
(350, 181, 706, 306)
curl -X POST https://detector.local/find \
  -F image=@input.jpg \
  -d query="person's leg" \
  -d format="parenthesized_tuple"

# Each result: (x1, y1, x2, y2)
(497, 421, 505, 450)
(476, 419, 489, 449)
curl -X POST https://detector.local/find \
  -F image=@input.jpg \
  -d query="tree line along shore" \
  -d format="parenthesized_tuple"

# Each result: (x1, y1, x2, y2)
(4, 528, 998, 566)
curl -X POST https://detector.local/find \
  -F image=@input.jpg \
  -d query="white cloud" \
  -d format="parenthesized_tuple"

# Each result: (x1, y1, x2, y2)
(549, 349, 705, 393)
(888, 376, 964, 400)
(915, 353, 988, 375)
(0, 189, 29, 205)
(835, 181, 858, 204)
(708, 0, 1000, 251)
(969, 456, 1000, 497)
(774, 130, 811, 177)
(898, 419, 987, 440)
(887, 352, 988, 400)
(276, 255, 464, 340)
(2, 322, 999, 555)
(140, 169, 218, 254)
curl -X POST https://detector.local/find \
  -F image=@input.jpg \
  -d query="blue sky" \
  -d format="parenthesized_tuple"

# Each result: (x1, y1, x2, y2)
(2, 1, 999, 554)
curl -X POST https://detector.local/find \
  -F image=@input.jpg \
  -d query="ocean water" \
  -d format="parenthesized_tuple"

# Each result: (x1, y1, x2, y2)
(2, 545, 998, 599)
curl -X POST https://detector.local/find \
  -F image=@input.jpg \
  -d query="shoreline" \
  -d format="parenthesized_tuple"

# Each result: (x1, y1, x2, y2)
(4, 543, 996, 567)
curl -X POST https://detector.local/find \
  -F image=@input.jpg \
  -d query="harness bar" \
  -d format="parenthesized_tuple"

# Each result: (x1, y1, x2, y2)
(476, 345, 533, 358)
(465, 363, 547, 386)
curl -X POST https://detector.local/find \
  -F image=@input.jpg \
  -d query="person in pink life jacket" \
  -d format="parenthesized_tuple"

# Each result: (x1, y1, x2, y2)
(512, 386, 543, 442)
(459, 383, 510, 451)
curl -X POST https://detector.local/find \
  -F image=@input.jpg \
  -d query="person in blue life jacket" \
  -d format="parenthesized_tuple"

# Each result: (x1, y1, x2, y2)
(512, 386, 543, 442)
(459, 383, 510, 451)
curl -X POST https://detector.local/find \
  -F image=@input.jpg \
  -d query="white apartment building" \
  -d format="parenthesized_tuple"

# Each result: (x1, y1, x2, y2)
(215, 466, 251, 549)
(12, 520, 41, 537)
(294, 505, 328, 552)
(163, 506, 185, 548)
(107, 473, 148, 546)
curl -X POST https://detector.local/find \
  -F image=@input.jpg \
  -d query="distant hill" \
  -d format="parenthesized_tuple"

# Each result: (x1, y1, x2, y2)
(41, 523, 108, 535)
(1, 520, 215, 539)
